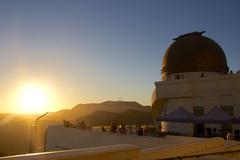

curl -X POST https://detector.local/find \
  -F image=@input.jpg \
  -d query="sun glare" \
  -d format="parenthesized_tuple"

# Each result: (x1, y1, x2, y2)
(17, 84, 50, 114)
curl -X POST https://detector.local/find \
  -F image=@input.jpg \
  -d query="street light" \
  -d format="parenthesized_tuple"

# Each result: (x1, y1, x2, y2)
(29, 112, 49, 153)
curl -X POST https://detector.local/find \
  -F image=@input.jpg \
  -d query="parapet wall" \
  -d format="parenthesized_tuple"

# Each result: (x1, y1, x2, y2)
(141, 137, 224, 160)
(0, 144, 140, 160)
(0, 138, 231, 160)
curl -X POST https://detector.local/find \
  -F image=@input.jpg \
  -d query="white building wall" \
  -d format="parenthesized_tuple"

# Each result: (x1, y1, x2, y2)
(155, 73, 240, 135)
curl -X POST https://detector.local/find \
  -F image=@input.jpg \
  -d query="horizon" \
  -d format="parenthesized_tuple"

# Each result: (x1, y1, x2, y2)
(0, 0, 240, 113)
(0, 100, 151, 114)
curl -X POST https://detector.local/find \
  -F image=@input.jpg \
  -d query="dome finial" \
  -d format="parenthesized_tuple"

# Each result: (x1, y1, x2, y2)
(173, 31, 206, 40)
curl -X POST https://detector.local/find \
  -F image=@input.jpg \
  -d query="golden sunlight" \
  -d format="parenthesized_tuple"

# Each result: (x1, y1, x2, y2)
(17, 84, 51, 113)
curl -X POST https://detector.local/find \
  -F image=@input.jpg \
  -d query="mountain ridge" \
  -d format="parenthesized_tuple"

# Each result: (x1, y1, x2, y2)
(76, 109, 153, 126)
(46, 101, 151, 121)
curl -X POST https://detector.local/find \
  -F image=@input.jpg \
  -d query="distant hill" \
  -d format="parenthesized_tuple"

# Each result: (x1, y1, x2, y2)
(76, 109, 153, 126)
(45, 101, 151, 121)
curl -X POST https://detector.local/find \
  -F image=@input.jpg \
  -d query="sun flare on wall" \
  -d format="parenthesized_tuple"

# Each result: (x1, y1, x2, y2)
(15, 84, 53, 114)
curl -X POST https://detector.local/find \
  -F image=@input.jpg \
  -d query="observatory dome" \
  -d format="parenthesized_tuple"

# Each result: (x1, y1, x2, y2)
(161, 31, 229, 80)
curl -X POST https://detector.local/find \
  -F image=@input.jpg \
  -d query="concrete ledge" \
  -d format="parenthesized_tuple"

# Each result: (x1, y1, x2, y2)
(0, 144, 140, 160)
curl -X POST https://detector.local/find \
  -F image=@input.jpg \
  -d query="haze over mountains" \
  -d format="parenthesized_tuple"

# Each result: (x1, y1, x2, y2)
(0, 101, 152, 156)
(0, 114, 35, 156)
(45, 101, 151, 121)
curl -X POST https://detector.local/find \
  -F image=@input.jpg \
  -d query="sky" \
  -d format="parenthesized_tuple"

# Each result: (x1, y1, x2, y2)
(0, 0, 240, 113)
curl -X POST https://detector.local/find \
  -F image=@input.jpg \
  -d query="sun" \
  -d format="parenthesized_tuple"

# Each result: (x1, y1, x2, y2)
(17, 84, 50, 114)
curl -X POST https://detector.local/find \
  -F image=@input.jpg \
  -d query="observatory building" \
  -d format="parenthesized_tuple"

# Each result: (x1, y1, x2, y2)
(152, 31, 240, 137)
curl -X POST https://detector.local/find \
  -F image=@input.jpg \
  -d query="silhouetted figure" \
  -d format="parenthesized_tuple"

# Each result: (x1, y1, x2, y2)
(119, 124, 127, 134)
(144, 125, 150, 136)
(63, 119, 70, 127)
(159, 124, 162, 133)
(136, 123, 143, 136)
(81, 120, 87, 129)
(226, 130, 235, 140)
(77, 120, 87, 129)
(110, 122, 117, 133)
(101, 126, 106, 132)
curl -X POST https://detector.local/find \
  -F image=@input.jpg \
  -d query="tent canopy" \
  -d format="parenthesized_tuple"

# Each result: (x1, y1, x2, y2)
(194, 106, 233, 123)
(233, 117, 240, 123)
(157, 106, 195, 123)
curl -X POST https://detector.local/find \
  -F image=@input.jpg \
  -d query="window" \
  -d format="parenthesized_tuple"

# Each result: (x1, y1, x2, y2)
(163, 110, 167, 116)
(193, 106, 204, 116)
(221, 106, 234, 115)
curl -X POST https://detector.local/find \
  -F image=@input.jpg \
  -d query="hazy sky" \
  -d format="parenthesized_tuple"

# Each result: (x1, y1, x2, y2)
(0, 0, 240, 113)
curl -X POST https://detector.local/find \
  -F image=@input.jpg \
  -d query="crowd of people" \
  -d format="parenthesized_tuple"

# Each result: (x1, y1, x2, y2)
(61, 120, 236, 140)
(62, 119, 155, 136)
(105, 122, 152, 136)
(63, 119, 87, 129)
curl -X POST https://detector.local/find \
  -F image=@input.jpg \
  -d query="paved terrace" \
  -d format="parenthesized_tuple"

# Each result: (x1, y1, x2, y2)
(45, 125, 208, 150)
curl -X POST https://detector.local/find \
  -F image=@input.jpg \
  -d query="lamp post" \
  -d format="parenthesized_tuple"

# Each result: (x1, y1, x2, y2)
(29, 111, 49, 153)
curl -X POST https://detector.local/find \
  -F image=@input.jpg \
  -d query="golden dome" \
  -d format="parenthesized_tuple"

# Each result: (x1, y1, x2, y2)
(161, 31, 229, 80)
